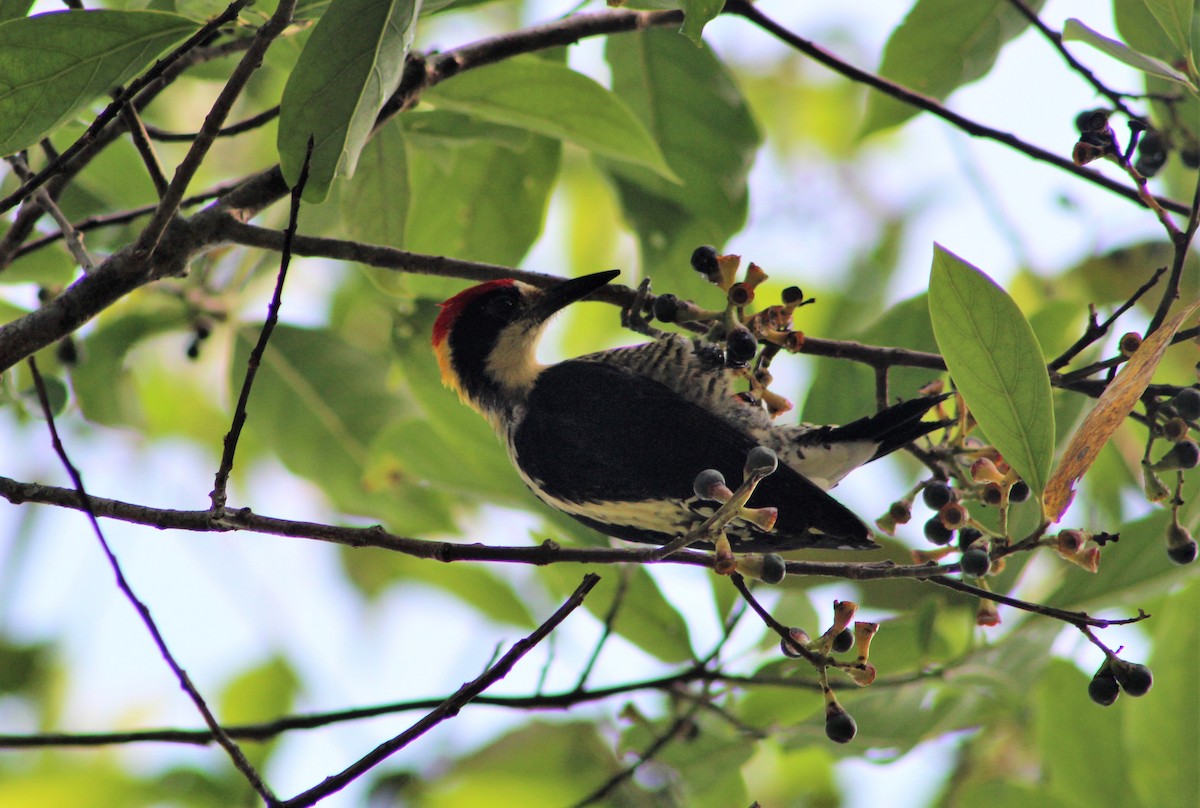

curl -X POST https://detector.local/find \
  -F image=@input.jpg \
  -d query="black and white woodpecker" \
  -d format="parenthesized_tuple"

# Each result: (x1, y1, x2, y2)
(432, 270, 942, 553)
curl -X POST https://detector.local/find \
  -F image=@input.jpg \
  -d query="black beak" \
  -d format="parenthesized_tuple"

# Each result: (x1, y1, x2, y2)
(526, 270, 620, 323)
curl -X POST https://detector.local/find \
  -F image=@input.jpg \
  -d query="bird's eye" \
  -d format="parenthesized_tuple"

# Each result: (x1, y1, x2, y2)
(483, 294, 517, 320)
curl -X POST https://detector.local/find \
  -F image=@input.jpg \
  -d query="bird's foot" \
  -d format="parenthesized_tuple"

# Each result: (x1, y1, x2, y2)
(621, 277, 669, 339)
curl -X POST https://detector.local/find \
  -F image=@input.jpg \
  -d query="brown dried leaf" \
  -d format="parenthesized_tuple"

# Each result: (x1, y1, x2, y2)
(1043, 302, 1200, 522)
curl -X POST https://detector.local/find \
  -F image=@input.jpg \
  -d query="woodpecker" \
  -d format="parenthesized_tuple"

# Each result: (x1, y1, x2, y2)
(432, 270, 943, 552)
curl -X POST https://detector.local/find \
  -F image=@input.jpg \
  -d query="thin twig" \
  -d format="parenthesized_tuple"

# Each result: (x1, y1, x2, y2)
(0, 664, 952, 750)
(144, 107, 281, 142)
(570, 707, 701, 807)
(13, 184, 238, 260)
(279, 573, 601, 808)
(1048, 266, 1166, 371)
(24, 358, 276, 804)
(1146, 164, 1200, 335)
(5, 155, 93, 271)
(137, 0, 297, 258)
(925, 575, 1149, 627)
(118, 101, 170, 197)
(723, 0, 1188, 217)
(1004, 0, 1138, 118)
(573, 566, 630, 691)
(210, 136, 312, 510)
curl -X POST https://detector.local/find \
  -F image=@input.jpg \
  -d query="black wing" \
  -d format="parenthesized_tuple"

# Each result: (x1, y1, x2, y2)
(512, 360, 875, 551)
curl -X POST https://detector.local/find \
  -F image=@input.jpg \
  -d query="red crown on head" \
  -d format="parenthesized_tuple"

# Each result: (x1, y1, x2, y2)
(431, 279, 517, 347)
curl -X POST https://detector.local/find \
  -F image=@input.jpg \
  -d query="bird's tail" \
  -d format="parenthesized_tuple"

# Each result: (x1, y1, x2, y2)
(816, 394, 951, 462)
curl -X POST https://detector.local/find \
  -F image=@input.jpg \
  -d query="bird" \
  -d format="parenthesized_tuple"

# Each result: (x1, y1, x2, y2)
(431, 269, 944, 553)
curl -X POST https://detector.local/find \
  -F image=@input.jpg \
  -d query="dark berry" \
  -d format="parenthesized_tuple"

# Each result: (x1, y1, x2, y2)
(958, 527, 982, 552)
(1167, 539, 1198, 565)
(1164, 417, 1191, 442)
(1157, 440, 1199, 470)
(831, 628, 854, 654)
(690, 245, 720, 278)
(1119, 332, 1142, 356)
(692, 469, 727, 501)
(760, 553, 786, 585)
(55, 337, 78, 366)
(781, 627, 808, 658)
(960, 546, 990, 577)
(1113, 661, 1153, 697)
(1088, 667, 1120, 706)
(652, 293, 679, 323)
(982, 482, 1004, 506)
(1133, 129, 1168, 177)
(781, 286, 804, 304)
(725, 326, 758, 364)
(745, 446, 778, 476)
(824, 707, 857, 744)
(923, 516, 953, 546)
(1008, 480, 1030, 503)
(1169, 388, 1200, 421)
(1182, 145, 1200, 169)
(922, 481, 954, 509)
(889, 500, 912, 525)
(1075, 108, 1110, 133)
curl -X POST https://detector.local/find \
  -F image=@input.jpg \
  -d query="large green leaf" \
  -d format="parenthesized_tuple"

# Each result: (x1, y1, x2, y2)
(232, 324, 456, 535)
(402, 130, 561, 270)
(428, 722, 630, 807)
(278, 0, 421, 201)
(861, 0, 1045, 136)
(542, 560, 694, 665)
(1140, 0, 1195, 59)
(1063, 18, 1196, 87)
(1035, 660, 1140, 808)
(424, 55, 676, 181)
(0, 10, 197, 156)
(1128, 579, 1200, 808)
(803, 292, 941, 426)
(602, 28, 761, 277)
(929, 245, 1055, 496)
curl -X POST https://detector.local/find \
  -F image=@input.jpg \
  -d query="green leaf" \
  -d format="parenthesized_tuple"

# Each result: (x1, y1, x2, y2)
(1140, 0, 1195, 58)
(71, 303, 189, 427)
(430, 722, 625, 806)
(0, 10, 198, 157)
(1035, 660, 1139, 808)
(928, 245, 1055, 496)
(861, 0, 1045, 136)
(602, 28, 760, 276)
(1062, 18, 1196, 87)
(232, 325, 456, 535)
(219, 656, 299, 725)
(0, 1, 32, 23)
(424, 55, 677, 181)
(278, 0, 421, 202)
(803, 293, 939, 426)
(340, 547, 537, 627)
(542, 562, 694, 664)
(402, 131, 561, 268)
(680, 0, 724, 45)
(340, 120, 410, 249)
(1128, 579, 1200, 808)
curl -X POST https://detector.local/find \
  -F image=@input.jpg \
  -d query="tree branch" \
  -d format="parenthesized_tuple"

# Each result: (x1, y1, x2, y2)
(279, 573, 600, 808)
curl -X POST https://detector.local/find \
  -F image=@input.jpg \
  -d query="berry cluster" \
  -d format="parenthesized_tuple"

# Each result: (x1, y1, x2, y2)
(649, 245, 815, 417)
(1072, 107, 1200, 177)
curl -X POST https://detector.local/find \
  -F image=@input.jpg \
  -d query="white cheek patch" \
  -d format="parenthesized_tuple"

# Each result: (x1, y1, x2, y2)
(486, 322, 546, 396)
